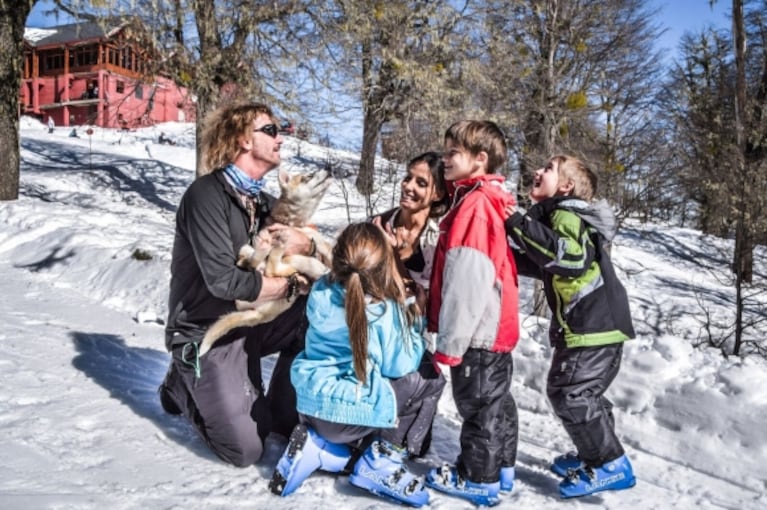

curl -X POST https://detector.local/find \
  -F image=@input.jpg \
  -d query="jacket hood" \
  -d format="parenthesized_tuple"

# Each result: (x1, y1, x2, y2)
(307, 275, 390, 335)
(558, 198, 617, 241)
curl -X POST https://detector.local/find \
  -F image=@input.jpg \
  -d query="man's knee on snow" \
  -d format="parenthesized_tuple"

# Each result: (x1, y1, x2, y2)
(213, 426, 266, 467)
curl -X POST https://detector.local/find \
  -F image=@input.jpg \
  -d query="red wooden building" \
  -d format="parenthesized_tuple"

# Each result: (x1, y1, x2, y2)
(21, 20, 196, 129)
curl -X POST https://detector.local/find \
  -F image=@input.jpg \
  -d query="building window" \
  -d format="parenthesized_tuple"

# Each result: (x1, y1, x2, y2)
(44, 52, 64, 72)
(116, 81, 125, 93)
(120, 47, 133, 71)
(69, 46, 97, 68)
(135, 84, 143, 99)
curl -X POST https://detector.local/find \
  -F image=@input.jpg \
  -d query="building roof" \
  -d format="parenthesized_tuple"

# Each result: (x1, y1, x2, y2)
(24, 20, 129, 48)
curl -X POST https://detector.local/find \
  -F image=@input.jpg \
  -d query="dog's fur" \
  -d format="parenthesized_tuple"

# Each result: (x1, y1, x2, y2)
(198, 167, 332, 356)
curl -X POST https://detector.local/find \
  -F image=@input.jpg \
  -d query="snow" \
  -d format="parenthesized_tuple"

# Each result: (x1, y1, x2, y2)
(23, 28, 58, 43)
(1, 117, 765, 509)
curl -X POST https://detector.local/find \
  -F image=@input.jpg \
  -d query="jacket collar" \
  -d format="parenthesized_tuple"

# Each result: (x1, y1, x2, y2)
(448, 174, 512, 211)
(448, 174, 505, 197)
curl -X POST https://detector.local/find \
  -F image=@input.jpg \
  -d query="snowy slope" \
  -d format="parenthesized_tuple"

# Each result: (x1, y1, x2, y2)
(0, 118, 764, 509)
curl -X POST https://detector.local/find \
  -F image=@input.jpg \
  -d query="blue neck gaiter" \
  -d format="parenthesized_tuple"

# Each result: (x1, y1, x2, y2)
(223, 163, 265, 198)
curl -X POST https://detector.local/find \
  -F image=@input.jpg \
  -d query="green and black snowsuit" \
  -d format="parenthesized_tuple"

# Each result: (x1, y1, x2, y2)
(505, 196, 635, 467)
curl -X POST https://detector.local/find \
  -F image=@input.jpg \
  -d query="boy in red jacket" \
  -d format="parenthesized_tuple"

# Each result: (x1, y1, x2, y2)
(425, 120, 519, 506)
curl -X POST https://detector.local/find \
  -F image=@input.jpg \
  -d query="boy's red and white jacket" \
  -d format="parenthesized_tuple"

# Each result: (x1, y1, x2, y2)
(427, 174, 520, 366)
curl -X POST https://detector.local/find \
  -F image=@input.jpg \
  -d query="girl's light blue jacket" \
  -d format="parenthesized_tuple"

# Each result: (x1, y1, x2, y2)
(291, 275, 426, 428)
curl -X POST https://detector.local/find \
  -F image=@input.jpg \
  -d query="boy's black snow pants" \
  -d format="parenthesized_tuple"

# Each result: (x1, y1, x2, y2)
(160, 296, 307, 467)
(451, 348, 518, 484)
(547, 341, 625, 468)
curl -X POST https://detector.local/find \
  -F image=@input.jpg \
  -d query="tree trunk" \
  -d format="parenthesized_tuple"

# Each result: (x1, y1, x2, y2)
(731, 0, 753, 283)
(730, 0, 750, 357)
(356, 37, 381, 200)
(733, 220, 745, 356)
(0, 0, 35, 201)
(357, 106, 382, 203)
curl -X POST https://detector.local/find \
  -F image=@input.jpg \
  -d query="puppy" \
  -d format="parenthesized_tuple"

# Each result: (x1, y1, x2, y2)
(198, 167, 332, 356)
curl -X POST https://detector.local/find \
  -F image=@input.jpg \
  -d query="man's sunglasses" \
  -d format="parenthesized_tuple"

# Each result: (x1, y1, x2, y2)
(254, 123, 279, 138)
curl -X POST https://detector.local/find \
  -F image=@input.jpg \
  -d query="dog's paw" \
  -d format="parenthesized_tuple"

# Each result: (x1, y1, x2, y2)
(236, 244, 256, 268)
(284, 254, 329, 280)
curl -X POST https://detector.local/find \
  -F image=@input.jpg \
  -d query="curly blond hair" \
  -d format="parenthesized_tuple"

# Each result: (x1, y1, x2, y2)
(198, 102, 275, 176)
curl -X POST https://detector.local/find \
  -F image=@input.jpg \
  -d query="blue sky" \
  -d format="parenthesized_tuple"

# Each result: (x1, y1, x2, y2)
(650, 0, 731, 56)
(27, 0, 76, 27)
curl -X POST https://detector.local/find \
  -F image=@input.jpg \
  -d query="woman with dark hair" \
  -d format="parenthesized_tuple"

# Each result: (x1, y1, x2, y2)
(370, 151, 448, 297)
(369, 151, 448, 461)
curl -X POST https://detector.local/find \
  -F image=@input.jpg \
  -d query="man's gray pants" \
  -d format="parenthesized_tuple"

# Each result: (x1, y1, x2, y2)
(161, 298, 307, 467)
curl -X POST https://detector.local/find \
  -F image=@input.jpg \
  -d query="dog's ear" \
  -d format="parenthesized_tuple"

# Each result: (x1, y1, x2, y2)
(278, 167, 290, 188)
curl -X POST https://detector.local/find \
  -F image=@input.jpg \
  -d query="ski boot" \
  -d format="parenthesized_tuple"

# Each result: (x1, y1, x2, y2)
(425, 464, 501, 507)
(551, 451, 583, 477)
(559, 454, 636, 498)
(269, 423, 352, 496)
(348, 439, 429, 507)
(499, 466, 515, 493)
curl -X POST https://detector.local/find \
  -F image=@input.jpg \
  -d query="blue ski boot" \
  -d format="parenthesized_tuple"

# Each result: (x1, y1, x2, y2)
(551, 451, 583, 477)
(269, 423, 352, 497)
(348, 439, 429, 507)
(425, 464, 501, 507)
(499, 466, 515, 493)
(559, 454, 636, 498)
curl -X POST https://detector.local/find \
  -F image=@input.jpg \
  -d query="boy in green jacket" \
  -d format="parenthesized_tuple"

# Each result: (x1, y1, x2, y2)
(504, 154, 636, 498)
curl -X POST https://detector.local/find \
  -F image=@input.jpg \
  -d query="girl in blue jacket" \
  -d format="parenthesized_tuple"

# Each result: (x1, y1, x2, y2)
(269, 222, 445, 507)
